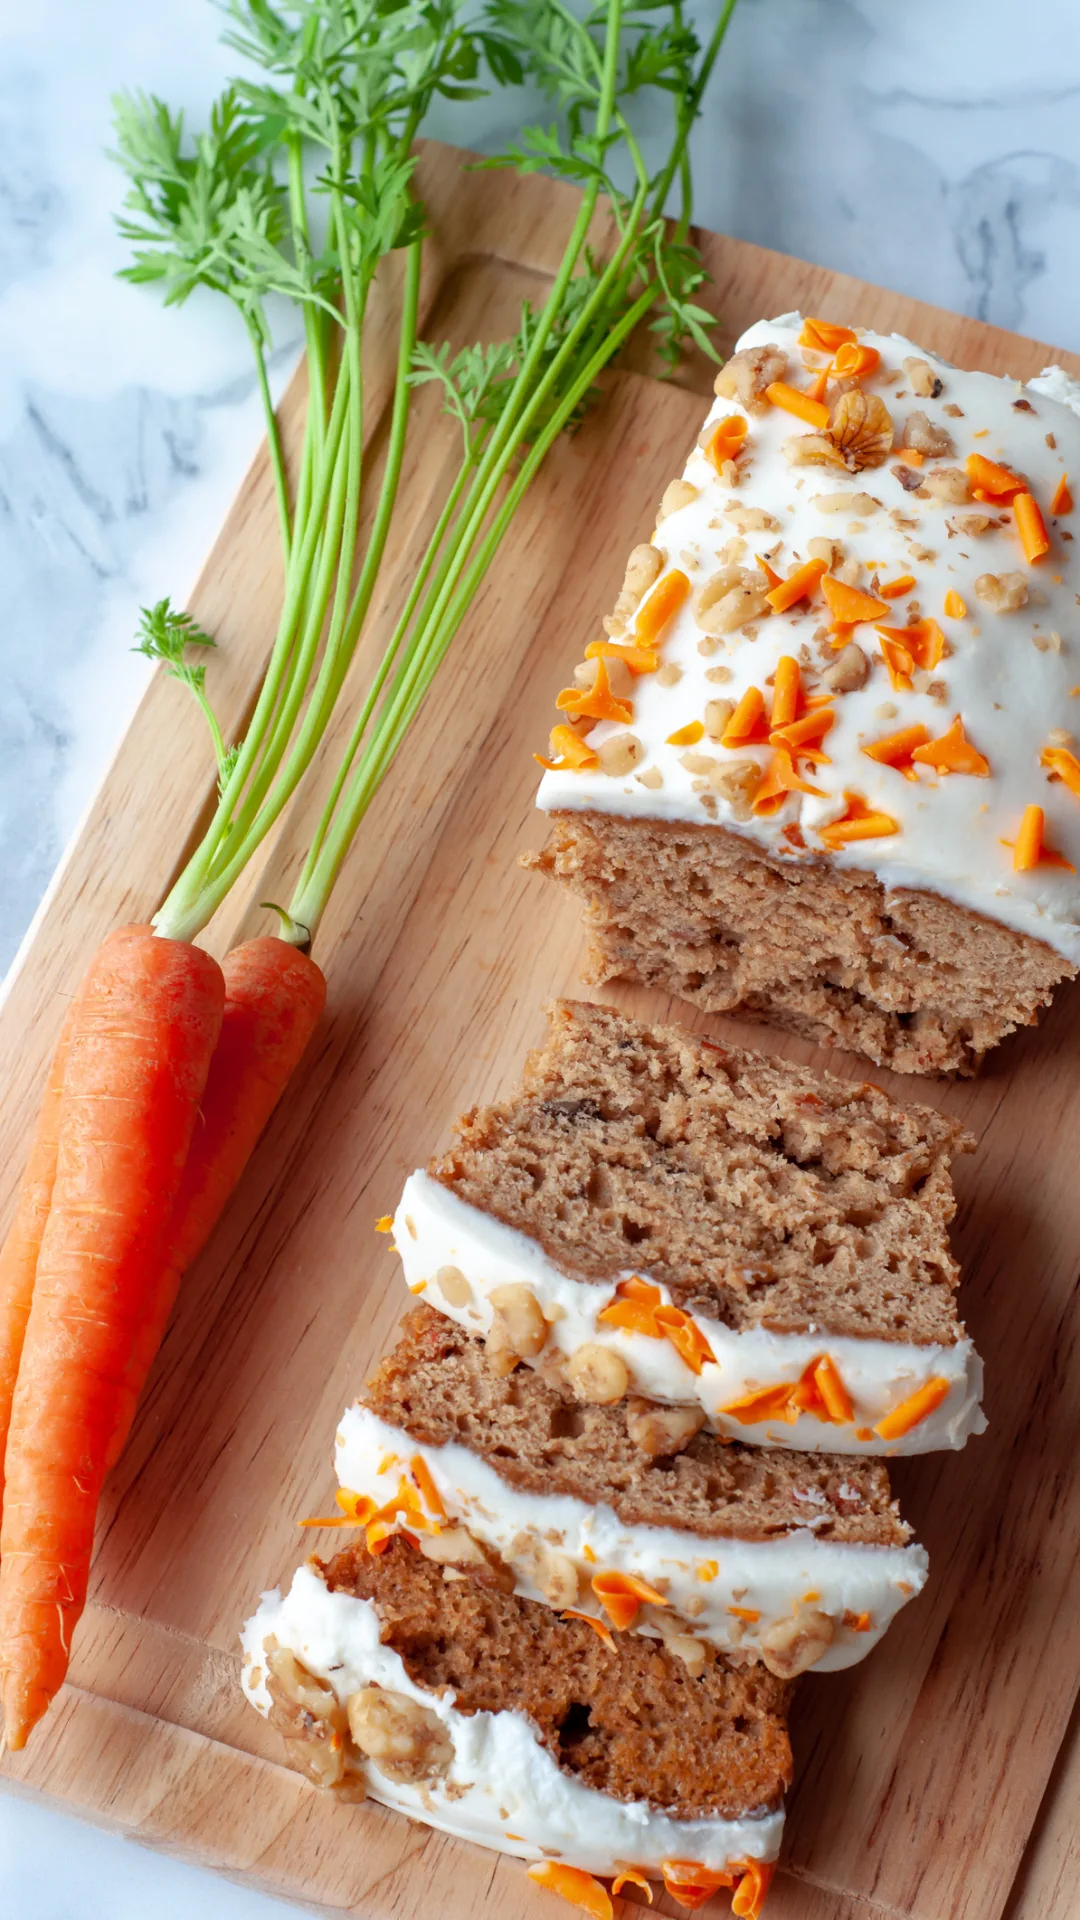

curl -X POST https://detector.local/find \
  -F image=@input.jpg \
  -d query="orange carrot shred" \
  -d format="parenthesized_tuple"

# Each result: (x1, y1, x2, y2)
(819, 792, 900, 848)
(661, 1862, 738, 1911)
(733, 1862, 776, 1919)
(721, 687, 770, 747)
(409, 1454, 448, 1522)
(585, 640, 661, 675)
(911, 716, 989, 777)
(893, 447, 924, 468)
(765, 556, 827, 614)
(728, 1606, 760, 1622)
(846, 1610, 873, 1632)
(561, 1608, 616, 1651)
(942, 589, 966, 619)
(770, 656, 801, 728)
(720, 1383, 801, 1427)
(653, 1304, 716, 1374)
(831, 341, 880, 380)
(375, 1215, 393, 1233)
(753, 749, 826, 816)
(634, 570, 690, 645)
(877, 574, 915, 599)
(1051, 473, 1073, 515)
(705, 415, 749, 473)
(771, 708, 835, 754)
(812, 1355, 854, 1423)
(874, 1378, 950, 1440)
(965, 452, 1025, 500)
(612, 1869, 654, 1903)
(1041, 745, 1080, 799)
(592, 1569, 668, 1631)
(667, 720, 705, 747)
(527, 1862, 614, 1919)
(764, 381, 830, 430)
(557, 654, 634, 726)
(820, 575, 888, 627)
(755, 554, 784, 591)
(535, 724, 600, 773)
(1013, 489, 1050, 563)
(861, 724, 931, 780)
(805, 368, 830, 404)
(1004, 803, 1075, 873)
(797, 318, 856, 352)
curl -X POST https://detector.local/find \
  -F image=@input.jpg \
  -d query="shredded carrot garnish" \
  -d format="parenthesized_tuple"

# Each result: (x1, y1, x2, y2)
(831, 341, 880, 380)
(581, 1544, 596, 1563)
(894, 447, 924, 468)
(911, 715, 989, 777)
(965, 451, 1024, 500)
(798, 318, 856, 352)
(728, 1606, 760, 1622)
(300, 1488, 377, 1530)
(407, 1280, 426, 1294)
(697, 1561, 719, 1582)
(813, 1355, 854, 1423)
(765, 555, 828, 613)
(1041, 745, 1080, 799)
(526, 1863, 614, 1919)
(820, 575, 889, 627)
(654, 1304, 716, 1374)
(874, 1377, 950, 1441)
(875, 618, 945, 689)
(375, 1215, 393, 1232)
(942, 589, 966, 619)
(409, 1454, 447, 1523)
(720, 1383, 801, 1427)
(764, 380, 830, 430)
(1014, 489, 1050, 563)
(561, 1607, 617, 1651)
(846, 1611, 873, 1632)
(770, 656, 801, 728)
(584, 640, 661, 676)
(732, 1862, 775, 1920)
(597, 1275, 665, 1337)
(805, 368, 830, 404)
(634, 569, 690, 645)
(612, 1869, 654, 1903)
(876, 633, 915, 692)
(861, 724, 931, 780)
(592, 1569, 668, 1632)
(1051, 473, 1073, 515)
(1004, 803, 1075, 873)
(753, 749, 826, 816)
(878, 574, 915, 599)
(667, 720, 705, 746)
(661, 1863, 740, 1912)
(770, 708, 834, 755)
(535, 724, 600, 773)
(819, 792, 900, 848)
(705, 414, 750, 473)
(755, 553, 784, 591)
(721, 686, 770, 747)
(557, 654, 634, 726)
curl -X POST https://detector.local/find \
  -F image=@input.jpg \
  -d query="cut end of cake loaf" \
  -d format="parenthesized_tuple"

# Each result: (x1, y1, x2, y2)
(526, 813, 1073, 1077)
(323, 1538, 792, 1820)
(365, 1306, 910, 1547)
(432, 998, 972, 1346)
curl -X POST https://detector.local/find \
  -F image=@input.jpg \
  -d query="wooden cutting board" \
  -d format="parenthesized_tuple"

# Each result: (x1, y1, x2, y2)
(1, 139, 1078, 1920)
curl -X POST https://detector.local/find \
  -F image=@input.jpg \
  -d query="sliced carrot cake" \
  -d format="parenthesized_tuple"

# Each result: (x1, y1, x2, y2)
(337, 1305, 928, 1676)
(392, 1000, 985, 1454)
(527, 314, 1080, 1074)
(242, 1537, 789, 1907)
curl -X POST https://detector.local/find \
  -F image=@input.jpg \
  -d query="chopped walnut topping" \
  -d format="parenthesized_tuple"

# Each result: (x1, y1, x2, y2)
(566, 1343, 629, 1404)
(975, 571, 1028, 612)
(597, 733, 643, 776)
(829, 389, 894, 469)
(696, 565, 771, 634)
(704, 697, 736, 739)
(708, 758, 761, 820)
(811, 489, 880, 515)
(347, 1686, 453, 1784)
(509, 1533, 582, 1608)
(1047, 432, 1057, 450)
(418, 1526, 515, 1591)
(943, 402, 964, 417)
(265, 1650, 366, 1798)
(626, 1396, 706, 1458)
(656, 662, 683, 687)
(717, 536, 748, 566)
(725, 503, 780, 533)
(1013, 396, 1035, 412)
(903, 356, 944, 399)
(435, 1265, 472, 1308)
(657, 478, 698, 521)
(784, 431, 847, 471)
(954, 512, 993, 536)
(921, 466, 971, 504)
(636, 765, 663, 789)
(901, 409, 954, 457)
(895, 463, 924, 494)
(574, 653, 633, 699)
(910, 544, 936, 564)
(682, 751, 718, 775)
(824, 643, 869, 692)
(1033, 630, 1064, 654)
(807, 536, 842, 568)
(705, 664, 733, 684)
(714, 342, 787, 412)
(760, 1607, 837, 1678)
(604, 543, 664, 636)
(928, 679, 949, 703)
(485, 1283, 548, 1375)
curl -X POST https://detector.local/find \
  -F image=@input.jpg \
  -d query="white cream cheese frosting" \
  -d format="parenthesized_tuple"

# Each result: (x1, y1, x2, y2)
(393, 1172, 986, 1456)
(242, 1563, 784, 1875)
(336, 1402, 928, 1671)
(538, 313, 1080, 962)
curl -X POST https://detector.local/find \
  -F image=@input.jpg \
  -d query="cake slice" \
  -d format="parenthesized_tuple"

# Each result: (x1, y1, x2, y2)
(243, 1537, 789, 1907)
(526, 313, 1080, 1074)
(392, 1000, 985, 1454)
(339, 1306, 928, 1676)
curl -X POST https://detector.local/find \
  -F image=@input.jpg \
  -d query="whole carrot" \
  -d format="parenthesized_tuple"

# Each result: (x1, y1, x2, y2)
(108, 936, 326, 1465)
(0, 926, 150, 1515)
(0, 929, 224, 1749)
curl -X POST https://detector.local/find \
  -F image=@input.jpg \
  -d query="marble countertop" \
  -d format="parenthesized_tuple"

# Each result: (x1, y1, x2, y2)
(2, 0, 1079, 1912)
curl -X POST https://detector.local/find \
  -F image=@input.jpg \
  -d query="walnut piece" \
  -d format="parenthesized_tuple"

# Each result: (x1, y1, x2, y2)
(347, 1686, 453, 1784)
(807, 536, 842, 568)
(784, 431, 848, 471)
(418, 1524, 515, 1591)
(604, 543, 663, 636)
(975, 571, 1028, 611)
(921, 466, 970, 504)
(901, 409, 954, 458)
(625, 1395, 706, 1458)
(509, 1533, 582, 1608)
(696, 565, 771, 634)
(708, 758, 761, 821)
(485, 1283, 548, 1374)
(828, 389, 894, 469)
(573, 652, 633, 700)
(759, 1607, 837, 1678)
(435, 1265, 472, 1308)
(657, 478, 698, 521)
(724, 503, 780, 533)
(954, 513, 993, 536)
(265, 1649, 366, 1798)
(704, 697, 735, 740)
(824, 643, 869, 693)
(565, 1343, 629, 1404)
(903, 356, 944, 399)
(810, 489, 880, 514)
(713, 342, 786, 413)
(597, 733, 643, 776)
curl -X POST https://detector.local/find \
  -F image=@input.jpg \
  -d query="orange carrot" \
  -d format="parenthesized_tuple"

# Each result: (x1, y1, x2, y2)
(0, 930, 224, 1749)
(0, 927, 150, 1517)
(109, 941, 326, 1465)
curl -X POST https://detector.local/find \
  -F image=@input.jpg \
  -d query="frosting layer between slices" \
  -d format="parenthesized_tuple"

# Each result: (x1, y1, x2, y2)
(336, 1402, 929, 1671)
(242, 1563, 784, 1875)
(394, 1171, 986, 1455)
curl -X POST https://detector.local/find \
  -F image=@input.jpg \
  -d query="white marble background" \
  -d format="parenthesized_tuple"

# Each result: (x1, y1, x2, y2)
(2, 0, 1079, 1911)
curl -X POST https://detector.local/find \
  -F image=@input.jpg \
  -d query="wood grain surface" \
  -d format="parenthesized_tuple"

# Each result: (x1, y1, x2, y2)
(2, 140, 1079, 1920)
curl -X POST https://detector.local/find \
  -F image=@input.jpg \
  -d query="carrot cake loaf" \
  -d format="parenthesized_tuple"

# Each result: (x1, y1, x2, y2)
(527, 313, 1080, 1074)
(391, 1000, 984, 1455)
(337, 1305, 928, 1675)
(242, 1537, 789, 1907)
